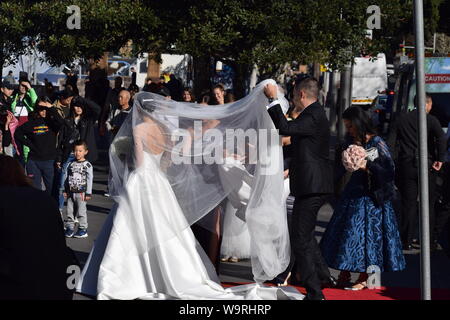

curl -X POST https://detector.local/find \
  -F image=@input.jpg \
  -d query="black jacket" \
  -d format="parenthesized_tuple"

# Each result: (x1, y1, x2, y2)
(57, 98, 101, 163)
(388, 109, 447, 166)
(268, 101, 333, 197)
(0, 186, 74, 299)
(14, 107, 64, 161)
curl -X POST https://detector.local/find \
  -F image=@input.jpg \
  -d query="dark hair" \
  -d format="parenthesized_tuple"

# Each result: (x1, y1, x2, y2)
(414, 92, 432, 107)
(60, 88, 75, 100)
(212, 83, 225, 92)
(225, 92, 235, 103)
(128, 84, 139, 92)
(74, 140, 88, 150)
(294, 77, 319, 100)
(0, 155, 33, 187)
(158, 86, 171, 97)
(342, 106, 376, 146)
(69, 96, 86, 118)
(182, 87, 195, 102)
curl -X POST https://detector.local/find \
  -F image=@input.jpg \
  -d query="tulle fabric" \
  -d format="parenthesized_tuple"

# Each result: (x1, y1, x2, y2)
(107, 80, 290, 281)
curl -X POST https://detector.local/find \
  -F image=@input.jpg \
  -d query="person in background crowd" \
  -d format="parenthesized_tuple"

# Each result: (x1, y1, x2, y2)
(0, 81, 14, 111)
(54, 88, 75, 119)
(44, 79, 58, 103)
(388, 93, 447, 250)
(212, 84, 225, 105)
(320, 106, 405, 291)
(0, 81, 14, 155)
(65, 68, 79, 96)
(11, 79, 37, 126)
(142, 77, 153, 92)
(198, 90, 211, 105)
(105, 89, 132, 140)
(14, 96, 64, 193)
(4, 71, 15, 84)
(165, 74, 183, 101)
(100, 76, 125, 136)
(0, 154, 75, 300)
(435, 122, 450, 254)
(0, 111, 17, 157)
(182, 87, 196, 103)
(130, 66, 137, 86)
(127, 83, 139, 106)
(56, 96, 101, 209)
(63, 140, 94, 239)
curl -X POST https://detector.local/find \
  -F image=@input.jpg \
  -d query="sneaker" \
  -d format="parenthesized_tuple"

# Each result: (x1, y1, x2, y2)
(74, 228, 88, 238)
(65, 228, 75, 238)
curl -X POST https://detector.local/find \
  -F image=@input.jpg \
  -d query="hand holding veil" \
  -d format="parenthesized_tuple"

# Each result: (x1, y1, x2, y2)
(109, 80, 291, 281)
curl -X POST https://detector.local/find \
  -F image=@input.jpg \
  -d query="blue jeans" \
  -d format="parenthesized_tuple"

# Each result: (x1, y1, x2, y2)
(26, 159, 55, 193)
(58, 153, 76, 210)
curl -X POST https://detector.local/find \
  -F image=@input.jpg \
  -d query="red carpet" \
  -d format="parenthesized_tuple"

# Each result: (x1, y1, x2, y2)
(222, 282, 450, 300)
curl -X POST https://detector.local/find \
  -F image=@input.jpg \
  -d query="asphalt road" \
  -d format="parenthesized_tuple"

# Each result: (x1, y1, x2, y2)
(69, 150, 450, 300)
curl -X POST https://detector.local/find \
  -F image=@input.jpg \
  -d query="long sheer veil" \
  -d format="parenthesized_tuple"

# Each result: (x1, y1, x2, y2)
(108, 79, 290, 281)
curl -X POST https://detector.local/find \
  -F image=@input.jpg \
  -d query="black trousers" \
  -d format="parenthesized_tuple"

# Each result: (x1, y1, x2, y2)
(436, 163, 450, 244)
(291, 194, 330, 300)
(397, 160, 438, 246)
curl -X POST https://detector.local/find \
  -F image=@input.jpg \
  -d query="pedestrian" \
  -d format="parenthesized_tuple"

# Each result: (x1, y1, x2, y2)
(0, 154, 74, 300)
(212, 84, 225, 105)
(56, 95, 100, 210)
(105, 89, 132, 140)
(53, 88, 75, 119)
(265, 78, 334, 300)
(63, 140, 93, 239)
(14, 96, 64, 193)
(4, 70, 15, 84)
(127, 83, 139, 107)
(130, 66, 137, 85)
(11, 79, 37, 126)
(320, 106, 405, 290)
(388, 93, 447, 250)
(182, 87, 196, 103)
(100, 76, 125, 137)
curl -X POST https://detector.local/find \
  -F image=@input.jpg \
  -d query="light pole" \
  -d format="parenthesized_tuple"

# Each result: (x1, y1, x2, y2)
(413, 0, 432, 300)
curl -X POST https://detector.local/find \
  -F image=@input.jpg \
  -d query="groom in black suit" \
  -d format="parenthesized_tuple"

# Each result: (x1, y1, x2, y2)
(265, 78, 333, 300)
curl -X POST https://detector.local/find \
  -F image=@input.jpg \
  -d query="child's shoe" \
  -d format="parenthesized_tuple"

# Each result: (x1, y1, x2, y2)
(74, 228, 88, 238)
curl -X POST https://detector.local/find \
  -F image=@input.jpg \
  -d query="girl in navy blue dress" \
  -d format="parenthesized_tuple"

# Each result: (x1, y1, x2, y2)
(320, 107, 405, 290)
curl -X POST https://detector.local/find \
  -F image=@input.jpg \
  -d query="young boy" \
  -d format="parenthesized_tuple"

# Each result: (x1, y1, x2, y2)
(64, 140, 93, 238)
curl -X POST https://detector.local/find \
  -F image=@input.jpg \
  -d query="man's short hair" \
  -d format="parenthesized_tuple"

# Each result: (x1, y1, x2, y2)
(294, 77, 319, 100)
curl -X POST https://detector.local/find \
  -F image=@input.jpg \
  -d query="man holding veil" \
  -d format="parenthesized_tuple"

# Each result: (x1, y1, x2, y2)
(265, 77, 334, 300)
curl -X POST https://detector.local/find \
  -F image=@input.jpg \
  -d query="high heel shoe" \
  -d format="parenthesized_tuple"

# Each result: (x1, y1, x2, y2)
(344, 281, 368, 291)
(228, 256, 239, 263)
(220, 256, 230, 262)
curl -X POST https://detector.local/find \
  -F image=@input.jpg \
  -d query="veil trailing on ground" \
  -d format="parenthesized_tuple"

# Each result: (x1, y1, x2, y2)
(108, 80, 290, 281)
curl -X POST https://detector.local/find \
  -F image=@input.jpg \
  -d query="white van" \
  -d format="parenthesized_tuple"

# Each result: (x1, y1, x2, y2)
(351, 53, 388, 106)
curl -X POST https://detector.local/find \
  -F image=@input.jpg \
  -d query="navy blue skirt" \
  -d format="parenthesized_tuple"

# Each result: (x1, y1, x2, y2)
(320, 195, 406, 273)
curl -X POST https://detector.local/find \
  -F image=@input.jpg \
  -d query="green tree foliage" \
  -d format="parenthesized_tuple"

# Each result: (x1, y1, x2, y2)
(29, 0, 159, 66)
(0, 1, 35, 73)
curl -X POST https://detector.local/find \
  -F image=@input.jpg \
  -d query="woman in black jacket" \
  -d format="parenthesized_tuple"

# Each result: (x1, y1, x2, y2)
(56, 96, 100, 210)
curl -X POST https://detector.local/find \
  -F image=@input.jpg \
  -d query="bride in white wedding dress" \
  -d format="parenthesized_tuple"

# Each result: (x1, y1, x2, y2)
(76, 81, 303, 300)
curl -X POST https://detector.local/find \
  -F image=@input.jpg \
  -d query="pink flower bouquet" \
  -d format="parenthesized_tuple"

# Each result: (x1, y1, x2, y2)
(342, 144, 367, 172)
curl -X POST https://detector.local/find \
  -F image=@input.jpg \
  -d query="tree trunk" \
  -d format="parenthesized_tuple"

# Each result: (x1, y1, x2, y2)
(147, 52, 161, 80)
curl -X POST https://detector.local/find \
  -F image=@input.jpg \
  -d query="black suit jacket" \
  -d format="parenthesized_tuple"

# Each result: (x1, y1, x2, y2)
(268, 101, 333, 197)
